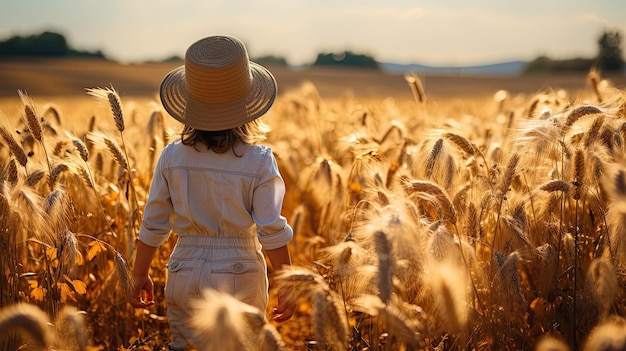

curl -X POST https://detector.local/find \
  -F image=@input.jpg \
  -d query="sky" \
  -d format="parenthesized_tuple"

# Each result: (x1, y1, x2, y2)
(0, 0, 625, 67)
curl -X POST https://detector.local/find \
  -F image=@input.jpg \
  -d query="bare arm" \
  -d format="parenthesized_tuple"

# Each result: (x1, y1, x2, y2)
(265, 244, 292, 271)
(131, 240, 158, 308)
(265, 244, 295, 322)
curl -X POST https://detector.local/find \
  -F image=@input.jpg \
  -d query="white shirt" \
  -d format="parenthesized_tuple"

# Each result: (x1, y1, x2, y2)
(138, 139, 293, 250)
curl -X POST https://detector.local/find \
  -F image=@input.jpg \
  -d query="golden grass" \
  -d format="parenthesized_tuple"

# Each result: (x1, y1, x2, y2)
(0, 70, 625, 350)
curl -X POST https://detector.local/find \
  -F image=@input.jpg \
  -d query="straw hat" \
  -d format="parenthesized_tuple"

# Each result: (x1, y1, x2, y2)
(159, 35, 277, 131)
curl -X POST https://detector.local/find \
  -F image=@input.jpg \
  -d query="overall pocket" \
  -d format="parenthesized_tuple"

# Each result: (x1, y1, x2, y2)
(200, 259, 268, 311)
(165, 258, 201, 307)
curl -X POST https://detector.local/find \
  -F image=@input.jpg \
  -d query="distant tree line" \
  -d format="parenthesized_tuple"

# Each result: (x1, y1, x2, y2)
(1, 30, 623, 73)
(313, 51, 379, 69)
(524, 30, 624, 74)
(255, 51, 379, 69)
(0, 31, 106, 59)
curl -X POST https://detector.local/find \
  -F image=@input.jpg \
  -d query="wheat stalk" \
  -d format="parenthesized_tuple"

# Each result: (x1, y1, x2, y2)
(429, 263, 465, 334)
(42, 103, 63, 126)
(18, 90, 43, 142)
(425, 138, 443, 179)
(57, 229, 81, 276)
(18, 90, 53, 184)
(50, 163, 70, 185)
(404, 72, 426, 103)
(54, 305, 88, 351)
(320, 240, 368, 301)
(539, 180, 570, 193)
(0, 303, 53, 349)
(465, 202, 479, 239)
(256, 324, 288, 351)
(0, 126, 28, 168)
(313, 290, 329, 351)
(374, 230, 393, 303)
(498, 153, 520, 197)
(86, 89, 140, 232)
(565, 105, 602, 127)
(351, 294, 422, 348)
(572, 148, 585, 200)
(584, 115, 605, 148)
(87, 131, 129, 171)
(587, 68, 603, 103)
(70, 136, 89, 162)
(86, 86, 125, 132)
(190, 288, 284, 351)
(52, 140, 68, 158)
(401, 177, 456, 224)
(585, 256, 618, 320)
(535, 336, 570, 351)
(494, 251, 526, 312)
(443, 132, 475, 156)
(5, 159, 18, 185)
(583, 317, 626, 351)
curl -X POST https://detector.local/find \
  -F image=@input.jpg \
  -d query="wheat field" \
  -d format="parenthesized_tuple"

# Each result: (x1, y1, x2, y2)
(0, 69, 626, 351)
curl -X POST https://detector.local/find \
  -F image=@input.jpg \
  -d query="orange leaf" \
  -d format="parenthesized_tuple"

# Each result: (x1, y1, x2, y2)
(30, 286, 46, 302)
(46, 247, 57, 260)
(75, 252, 85, 266)
(59, 282, 76, 303)
(87, 241, 107, 261)
(72, 279, 87, 295)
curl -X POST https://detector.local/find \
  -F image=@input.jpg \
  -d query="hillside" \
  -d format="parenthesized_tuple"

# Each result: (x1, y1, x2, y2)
(379, 60, 527, 76)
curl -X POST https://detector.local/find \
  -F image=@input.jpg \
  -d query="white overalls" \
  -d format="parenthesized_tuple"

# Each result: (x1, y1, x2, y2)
(138, 140, 292, 350)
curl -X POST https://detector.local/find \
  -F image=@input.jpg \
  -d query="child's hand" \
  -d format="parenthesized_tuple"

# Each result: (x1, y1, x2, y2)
(272, 286, 296, 322)
(131, 274, 155, 308)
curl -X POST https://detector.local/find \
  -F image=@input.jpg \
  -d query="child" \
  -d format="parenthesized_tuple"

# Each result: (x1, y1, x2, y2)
(130, 35, 295, 350)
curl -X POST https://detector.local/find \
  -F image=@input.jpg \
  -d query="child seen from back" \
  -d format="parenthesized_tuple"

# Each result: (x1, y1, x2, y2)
(130, 35, 295, 350)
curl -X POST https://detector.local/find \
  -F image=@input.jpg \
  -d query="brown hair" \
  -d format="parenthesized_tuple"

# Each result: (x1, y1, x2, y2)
(181, 118, 270, 154)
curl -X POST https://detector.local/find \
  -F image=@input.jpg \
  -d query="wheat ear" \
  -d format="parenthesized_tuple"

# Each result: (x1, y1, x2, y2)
(402, 177, 456, 224)
(583, 317, 626, 351)
(54, 305, 88, 351)
(425, 138, 443, 178)
(535, 336, 570, 351)
(18, 90, 43, 142)
(465, 202, 479, 238)
(374, 230, 393, 303)
(585, 115, 605, 147)
(26, 169, 46, 187)
(587, 68, 603, 103)
(405, 72, 426, 103)
(86, 87, 125, 132)
(499, 153, 520, 196)
(443, 132, 475, 156)
(18, 90, 53, 183)
(313, 291, 328, 351)
(572, 148, 585, 200)
(585, 257, 618, 320)
(539, 180, 570, 193)
(0, 303, 53, 348)
(6, 158, 18, 185)
(70, 136, 89, 162)
(42, 103, 63, 126)
(565, 105, 602, 127)
(0, 126, 28, 168)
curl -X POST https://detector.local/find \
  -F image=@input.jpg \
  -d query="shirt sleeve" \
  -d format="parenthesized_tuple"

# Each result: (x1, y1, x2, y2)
(252, 150, 293, 250)
(138, 145, 173, 247)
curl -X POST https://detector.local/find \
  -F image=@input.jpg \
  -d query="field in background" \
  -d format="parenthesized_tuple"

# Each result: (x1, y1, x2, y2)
(2, 58, 626, 100)
(1, 60, 626, 350)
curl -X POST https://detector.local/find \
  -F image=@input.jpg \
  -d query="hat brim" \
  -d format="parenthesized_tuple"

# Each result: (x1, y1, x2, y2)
(159, 62, 277, 131)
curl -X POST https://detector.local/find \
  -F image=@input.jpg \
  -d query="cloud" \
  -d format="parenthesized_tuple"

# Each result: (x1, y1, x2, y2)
(580, 12, 626, 31)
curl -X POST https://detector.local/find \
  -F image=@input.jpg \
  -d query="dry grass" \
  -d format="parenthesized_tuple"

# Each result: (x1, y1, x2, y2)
(1, 69, 626, 350)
